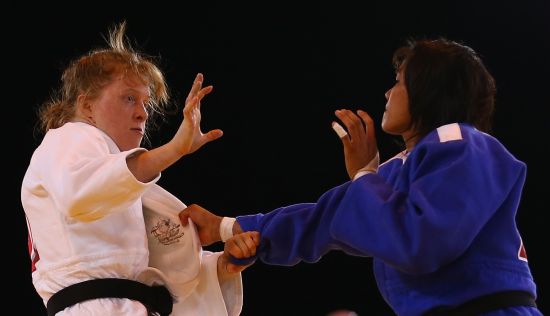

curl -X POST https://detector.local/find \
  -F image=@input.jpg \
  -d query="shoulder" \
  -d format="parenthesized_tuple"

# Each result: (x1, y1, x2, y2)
(418, 123, 508, 153)
(36, 122, 111, 157)
(411, 123, 524, 169)
(46, 122, 101, 140)
(43, 122, 109, 146)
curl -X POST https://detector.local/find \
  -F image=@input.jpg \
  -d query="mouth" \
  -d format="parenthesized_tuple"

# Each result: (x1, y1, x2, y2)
(130, 128, 144, 136)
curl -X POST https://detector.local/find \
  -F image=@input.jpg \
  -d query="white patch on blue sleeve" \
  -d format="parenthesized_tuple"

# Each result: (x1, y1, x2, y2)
(436, 123, 463, 142)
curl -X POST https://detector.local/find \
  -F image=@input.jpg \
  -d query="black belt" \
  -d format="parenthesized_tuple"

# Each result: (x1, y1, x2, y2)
(424, 290, 537, 316)
(46, 278, 173, 316)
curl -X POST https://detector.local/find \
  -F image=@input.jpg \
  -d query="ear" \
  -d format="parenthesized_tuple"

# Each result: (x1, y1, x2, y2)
(76, 94, 95, 123)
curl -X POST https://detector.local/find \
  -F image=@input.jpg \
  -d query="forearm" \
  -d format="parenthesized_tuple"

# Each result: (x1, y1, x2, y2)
(235, 182, 355, 265)
(126, 141, 184, 182)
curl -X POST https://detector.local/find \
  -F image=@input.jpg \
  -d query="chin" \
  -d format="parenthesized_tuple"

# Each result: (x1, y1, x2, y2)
(119, 142, 141, 151)
(381, 121, 389, 133)
(381, 124, 399, 136)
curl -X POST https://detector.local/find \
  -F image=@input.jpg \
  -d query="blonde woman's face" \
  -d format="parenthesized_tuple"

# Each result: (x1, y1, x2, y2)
(89, 75, 150, 151)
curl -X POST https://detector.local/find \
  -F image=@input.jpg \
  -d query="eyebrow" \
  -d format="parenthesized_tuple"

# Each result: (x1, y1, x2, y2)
(122, 88, 151, 98)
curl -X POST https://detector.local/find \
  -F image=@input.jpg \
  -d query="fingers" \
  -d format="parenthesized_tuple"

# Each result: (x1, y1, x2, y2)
(186, 73, 204, 103)
(356, 110, 375, 141)
(221, 231, 260, 274)
(251, 231, 260, 247)
(178, 204, 202, 226)
(332, 121, 351, 148)
(183, 95, 200, 116)
(234, 233, 257, 258)
(196, 86, 213, 109)
(335, 109, 367, 143)
(178, 209, 190, 226)
(226, 231, 260, 259)
(185, 85, 212, 109)
(181, 73, 216, 128)
(333, 109, 361, 149)
(332, 121, 348, 138)
(186, 73, 213, 108)
(186, 85, 213, 110)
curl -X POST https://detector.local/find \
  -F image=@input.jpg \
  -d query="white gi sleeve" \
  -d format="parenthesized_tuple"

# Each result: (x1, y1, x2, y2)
(36, 123, 159, 222)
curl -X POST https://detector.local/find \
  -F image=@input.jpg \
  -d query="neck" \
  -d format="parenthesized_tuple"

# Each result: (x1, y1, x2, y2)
(403, 133, 419, 152)
(71, 116, 95, 126)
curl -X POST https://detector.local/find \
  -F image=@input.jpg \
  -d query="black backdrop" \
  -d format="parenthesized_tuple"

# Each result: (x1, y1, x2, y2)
(9, 1, 548, 315)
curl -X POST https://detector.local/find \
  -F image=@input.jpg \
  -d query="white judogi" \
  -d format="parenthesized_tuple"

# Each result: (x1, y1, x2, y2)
(21, 122, 242, 315)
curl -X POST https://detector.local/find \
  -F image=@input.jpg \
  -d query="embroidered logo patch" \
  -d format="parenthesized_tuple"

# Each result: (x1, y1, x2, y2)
(151, 219, 185, 245)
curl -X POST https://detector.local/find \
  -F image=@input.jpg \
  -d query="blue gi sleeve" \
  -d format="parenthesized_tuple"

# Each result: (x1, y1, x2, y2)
(330, 139, 526, 274)
(238, 136, 526, 274)
(237, 181, 368, 265)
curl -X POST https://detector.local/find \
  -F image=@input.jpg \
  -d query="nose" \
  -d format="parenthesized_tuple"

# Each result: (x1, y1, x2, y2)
(135, 102, 149, 122)
(384, 88, 391, 100)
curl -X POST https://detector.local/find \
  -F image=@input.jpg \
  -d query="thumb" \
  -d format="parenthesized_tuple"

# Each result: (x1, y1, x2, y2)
(220, 252, 242, 274)
(251, 231, 261, 246)
(178, 209, 190, 226)
(226, 261, 250, 274)
(204, 129, 223, 143)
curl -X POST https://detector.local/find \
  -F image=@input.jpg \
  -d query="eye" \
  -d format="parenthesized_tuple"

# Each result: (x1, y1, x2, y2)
(126, 95, 136, 103)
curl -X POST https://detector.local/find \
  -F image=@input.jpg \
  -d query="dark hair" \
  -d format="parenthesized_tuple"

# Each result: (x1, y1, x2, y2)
(392, 38, 496, 139)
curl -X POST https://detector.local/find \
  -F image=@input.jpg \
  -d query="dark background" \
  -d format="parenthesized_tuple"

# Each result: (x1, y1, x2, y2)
(9, 1, 548, 315)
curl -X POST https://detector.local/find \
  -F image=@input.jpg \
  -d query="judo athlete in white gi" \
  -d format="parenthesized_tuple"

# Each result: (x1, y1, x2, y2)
(21, 22, 259, 315)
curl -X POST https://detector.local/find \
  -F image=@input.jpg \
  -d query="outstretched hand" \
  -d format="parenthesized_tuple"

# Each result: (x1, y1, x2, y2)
(179, 204, 222, 246)
(171, 73, 223, 156)
(333, 109, 379, 179)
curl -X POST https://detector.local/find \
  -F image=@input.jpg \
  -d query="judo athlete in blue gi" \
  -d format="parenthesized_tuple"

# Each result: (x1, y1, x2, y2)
(179, 38, 542, 315)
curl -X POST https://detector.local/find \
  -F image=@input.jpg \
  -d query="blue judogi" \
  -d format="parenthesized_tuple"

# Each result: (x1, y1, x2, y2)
(237, 123, 540, 316)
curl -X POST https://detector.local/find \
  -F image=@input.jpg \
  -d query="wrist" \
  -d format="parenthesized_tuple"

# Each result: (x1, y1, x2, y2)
(167, 137, 190, 158)
(353, 168, 376, 181)
(232, 220, 243, 235)
(220, 217, 236, 242)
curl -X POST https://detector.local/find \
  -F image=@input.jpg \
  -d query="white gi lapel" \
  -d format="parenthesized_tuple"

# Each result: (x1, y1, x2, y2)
(140, 184, 202, 301)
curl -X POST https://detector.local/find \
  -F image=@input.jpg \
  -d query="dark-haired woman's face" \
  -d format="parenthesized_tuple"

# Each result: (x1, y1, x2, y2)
(382, 70, 415, 141)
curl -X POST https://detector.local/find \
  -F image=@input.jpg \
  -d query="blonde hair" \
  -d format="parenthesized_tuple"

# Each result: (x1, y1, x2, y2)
(37, 22, 169, 138)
